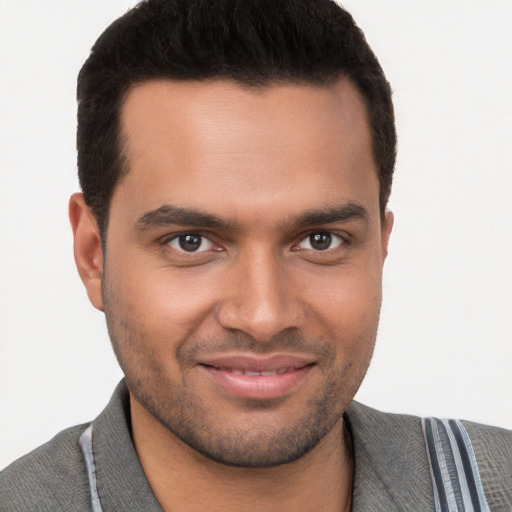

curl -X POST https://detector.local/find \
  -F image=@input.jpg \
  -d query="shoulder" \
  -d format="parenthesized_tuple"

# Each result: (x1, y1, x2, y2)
(347, 401, 512, 509)
(348, 399, 512, 457)
(345, 400, 426, 448)
(461, 417, 512, 459)
(0, 423, 91, 512)
(461, 419, 512, 509)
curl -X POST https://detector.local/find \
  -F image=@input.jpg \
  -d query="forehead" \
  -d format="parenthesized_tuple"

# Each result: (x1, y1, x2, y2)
(113, 78, 379, 226)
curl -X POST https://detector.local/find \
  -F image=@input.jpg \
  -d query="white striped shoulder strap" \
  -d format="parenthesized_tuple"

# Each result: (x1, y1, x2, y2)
(422, 417, 490, 512)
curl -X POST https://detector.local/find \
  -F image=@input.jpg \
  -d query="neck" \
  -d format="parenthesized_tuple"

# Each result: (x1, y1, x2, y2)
(130, 395, 354, 512)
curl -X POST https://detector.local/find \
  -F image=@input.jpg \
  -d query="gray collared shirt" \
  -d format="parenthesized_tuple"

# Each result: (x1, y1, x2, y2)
(1, 380, 511, 511)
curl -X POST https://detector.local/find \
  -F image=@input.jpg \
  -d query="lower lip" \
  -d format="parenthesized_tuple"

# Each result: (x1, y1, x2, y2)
(199, 365, 313, 400)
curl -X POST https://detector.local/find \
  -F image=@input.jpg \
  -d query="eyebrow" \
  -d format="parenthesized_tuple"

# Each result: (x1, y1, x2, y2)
(135, 201, 369, 232)
(290, 202, 369, 228)
(135, 205, 235, 231)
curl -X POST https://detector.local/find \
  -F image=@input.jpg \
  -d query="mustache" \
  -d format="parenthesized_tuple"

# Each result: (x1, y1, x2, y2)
(177, 330, 335, 362)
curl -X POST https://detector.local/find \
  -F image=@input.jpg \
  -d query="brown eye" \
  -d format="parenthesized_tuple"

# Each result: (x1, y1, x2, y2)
(167, 234, 214, 252)
(179, 234, 202, 251)
(309, 232, 332, 250)
(296, 231, 344, 251)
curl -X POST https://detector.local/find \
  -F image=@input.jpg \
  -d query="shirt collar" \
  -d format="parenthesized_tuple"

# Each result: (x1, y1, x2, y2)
(91, 380, 434, 511)
(345, 400, 434, 511)
(92, 380, 163, 511)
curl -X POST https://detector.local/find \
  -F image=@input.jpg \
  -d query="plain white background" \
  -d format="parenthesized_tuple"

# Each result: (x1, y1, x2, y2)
(0, 1, 511, 470)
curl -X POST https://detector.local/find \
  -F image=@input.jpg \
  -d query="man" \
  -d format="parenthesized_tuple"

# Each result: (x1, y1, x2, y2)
(1, 0, 510, 510)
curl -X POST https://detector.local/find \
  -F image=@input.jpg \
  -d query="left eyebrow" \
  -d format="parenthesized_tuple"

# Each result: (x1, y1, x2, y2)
(289, 202, 369, 228)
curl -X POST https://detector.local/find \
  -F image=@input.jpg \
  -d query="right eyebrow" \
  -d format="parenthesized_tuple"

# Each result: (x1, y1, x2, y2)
(135, 204, 236, 231)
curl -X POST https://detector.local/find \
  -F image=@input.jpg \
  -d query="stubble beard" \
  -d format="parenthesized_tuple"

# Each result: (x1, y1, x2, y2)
(102, 280, 377, 468)
(128, 362, 347, 468)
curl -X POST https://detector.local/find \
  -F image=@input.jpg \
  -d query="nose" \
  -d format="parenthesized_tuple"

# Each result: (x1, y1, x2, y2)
(216, 249, 306, 342)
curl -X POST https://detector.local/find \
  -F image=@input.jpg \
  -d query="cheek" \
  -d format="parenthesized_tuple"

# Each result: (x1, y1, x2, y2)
(107, 260, 220, 342)
(310, 262, 382, 325)
(307, 262, 382, 362)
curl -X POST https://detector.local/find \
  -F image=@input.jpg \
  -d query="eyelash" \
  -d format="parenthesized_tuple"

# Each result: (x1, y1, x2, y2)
(161, 232, 219, 254)
(160, 230, 349, 255)
(294, 231, 347, 252)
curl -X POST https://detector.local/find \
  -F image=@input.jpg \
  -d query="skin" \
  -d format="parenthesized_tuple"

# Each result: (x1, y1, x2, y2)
(70, 78, 393, 511)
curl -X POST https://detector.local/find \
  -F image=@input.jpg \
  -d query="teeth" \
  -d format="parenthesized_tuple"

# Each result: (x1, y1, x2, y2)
(220, 367, 292, 376)
(214, 366, 297, 376)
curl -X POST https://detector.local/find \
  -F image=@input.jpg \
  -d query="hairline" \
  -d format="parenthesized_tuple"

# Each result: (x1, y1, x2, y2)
(98, 74, 386, 247)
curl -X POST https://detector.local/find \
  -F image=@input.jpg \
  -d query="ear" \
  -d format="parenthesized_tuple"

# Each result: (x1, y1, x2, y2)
(381, 209, 394, 262)
(69, 193, 104, 311)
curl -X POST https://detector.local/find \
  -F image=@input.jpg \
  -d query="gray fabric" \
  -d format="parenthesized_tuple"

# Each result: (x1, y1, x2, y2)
(346, 401, 436, 511)
(1, 380, 511, 511)
(91, 382, 162, 512)
(0, 423, 91, 511)
(463, 420, 512, 511)
(0, 381, 162, 512)
(422, 418, 490, 511)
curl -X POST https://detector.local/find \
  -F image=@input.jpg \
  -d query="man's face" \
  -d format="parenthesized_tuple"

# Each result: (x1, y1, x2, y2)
(97, 79, 392, 467)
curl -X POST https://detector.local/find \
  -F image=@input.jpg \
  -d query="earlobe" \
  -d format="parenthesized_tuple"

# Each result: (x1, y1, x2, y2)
(381, 210, 394, 262)
(69, 193, 104, 311)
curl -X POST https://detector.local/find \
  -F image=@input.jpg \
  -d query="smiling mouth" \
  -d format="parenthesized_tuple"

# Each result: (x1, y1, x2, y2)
(202, 364, 310, 376)
(198, 357, 315, 399)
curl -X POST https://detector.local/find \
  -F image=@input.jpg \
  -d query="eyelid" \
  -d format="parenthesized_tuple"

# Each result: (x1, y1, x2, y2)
(161, 231, 222, 253)
(293, 230, 348, 251)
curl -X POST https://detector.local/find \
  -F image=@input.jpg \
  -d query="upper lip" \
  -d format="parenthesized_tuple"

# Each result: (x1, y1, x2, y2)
(197, 353, 317, 372)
